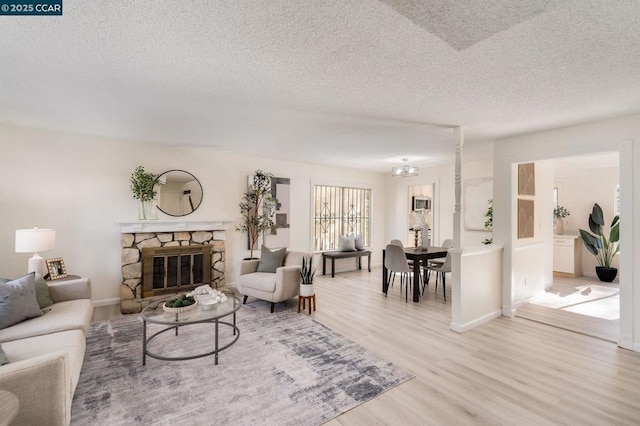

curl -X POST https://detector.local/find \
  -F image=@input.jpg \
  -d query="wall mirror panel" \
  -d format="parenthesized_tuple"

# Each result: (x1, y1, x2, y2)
(155, 170, 203, 217)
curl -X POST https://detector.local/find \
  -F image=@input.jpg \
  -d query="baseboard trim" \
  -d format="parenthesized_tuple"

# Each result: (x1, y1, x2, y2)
(93, 298, 121, 307)
(450, 310, 502, 333)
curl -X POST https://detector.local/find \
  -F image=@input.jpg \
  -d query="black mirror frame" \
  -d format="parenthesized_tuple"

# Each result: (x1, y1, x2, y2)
(154, 169, 204, 217)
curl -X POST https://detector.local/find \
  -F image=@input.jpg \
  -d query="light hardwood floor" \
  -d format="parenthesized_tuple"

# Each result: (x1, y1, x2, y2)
(516, 275, 620, 343)
(93, 268, 640, 425)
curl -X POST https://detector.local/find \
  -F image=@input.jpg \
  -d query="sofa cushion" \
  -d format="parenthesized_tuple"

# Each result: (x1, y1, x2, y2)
(239, 272, 277, 293)
(34, 273, 54, 309)
(0, 299, 93, 343)
(3, 329, 86, 394)
(0, 273, 44, 330)
(0, 343, 8, 365)
(257, 246, 286, 273)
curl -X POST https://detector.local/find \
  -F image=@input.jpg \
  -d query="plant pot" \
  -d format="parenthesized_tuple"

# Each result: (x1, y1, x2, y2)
(300, 283, 314, 297)
(595, 266, 617, 282)
(553, 218, 564, 235)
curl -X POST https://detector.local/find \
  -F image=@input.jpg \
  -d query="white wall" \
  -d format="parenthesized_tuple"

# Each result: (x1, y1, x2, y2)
(493, 113, 638, 351)
(0, 124, 386, 304)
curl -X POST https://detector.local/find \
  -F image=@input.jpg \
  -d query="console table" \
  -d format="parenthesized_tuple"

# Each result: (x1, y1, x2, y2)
(322, 250, 371, 278)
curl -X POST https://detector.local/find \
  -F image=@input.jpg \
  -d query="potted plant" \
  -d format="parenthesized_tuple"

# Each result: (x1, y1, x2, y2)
(236, 170, 276, 259)
(299, 255, 316, 296)
(553, 205, 570, 235)
(130, 166, 158, 220)
(579, 203, 620, 282)
(482, 199, 493, 245)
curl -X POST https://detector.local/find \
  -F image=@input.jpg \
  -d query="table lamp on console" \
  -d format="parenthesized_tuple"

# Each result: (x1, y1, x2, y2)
(15, 227, 56, 276)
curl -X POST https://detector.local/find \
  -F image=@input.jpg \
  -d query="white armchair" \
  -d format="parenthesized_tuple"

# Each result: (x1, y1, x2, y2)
(238, 251, 305, 313)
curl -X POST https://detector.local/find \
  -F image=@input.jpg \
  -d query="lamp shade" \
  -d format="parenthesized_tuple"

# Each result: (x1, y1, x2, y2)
(15, 228, 56, 253)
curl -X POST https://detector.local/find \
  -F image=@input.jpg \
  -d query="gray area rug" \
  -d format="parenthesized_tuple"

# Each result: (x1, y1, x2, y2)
(71, 302, 413, 425)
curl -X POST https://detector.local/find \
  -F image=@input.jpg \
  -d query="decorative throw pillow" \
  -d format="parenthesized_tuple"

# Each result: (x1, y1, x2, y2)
(339, 235, 356, 252)
(0, 344, 8, 365)
(353, 233, 364, 251)
(257, 246, 287, 273)
(0, 273, 44, 330)
(34, 272, 54, 309)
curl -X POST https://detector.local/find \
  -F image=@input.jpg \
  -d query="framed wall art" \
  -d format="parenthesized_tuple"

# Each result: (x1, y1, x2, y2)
(463, 177, 493, 231)
(518, 163, 535, 195)
(517, 199, 534, 239)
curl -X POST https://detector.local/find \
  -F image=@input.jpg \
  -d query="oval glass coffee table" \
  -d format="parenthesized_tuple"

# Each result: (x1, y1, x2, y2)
(141, 296, 241, 365)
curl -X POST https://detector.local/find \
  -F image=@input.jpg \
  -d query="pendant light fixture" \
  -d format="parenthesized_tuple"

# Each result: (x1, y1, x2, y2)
(391, 158, 419, 177)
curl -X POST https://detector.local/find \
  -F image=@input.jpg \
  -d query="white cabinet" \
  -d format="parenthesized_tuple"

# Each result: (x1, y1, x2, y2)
(553, 235, 582, 277)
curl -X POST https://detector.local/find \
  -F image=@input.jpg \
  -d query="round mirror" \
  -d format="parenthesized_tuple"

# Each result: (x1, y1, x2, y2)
(155, 170, 203, 217)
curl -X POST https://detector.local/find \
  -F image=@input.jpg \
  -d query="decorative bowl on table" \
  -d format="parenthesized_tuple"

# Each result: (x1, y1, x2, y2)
(197, 289, 228, 311)
(162, 301, 198, 314)
(162, 294, 198, 314)
(199, 299, 219, 311)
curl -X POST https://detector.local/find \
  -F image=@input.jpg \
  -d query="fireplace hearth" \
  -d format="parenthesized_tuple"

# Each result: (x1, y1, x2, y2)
(118, 220, 231, 314)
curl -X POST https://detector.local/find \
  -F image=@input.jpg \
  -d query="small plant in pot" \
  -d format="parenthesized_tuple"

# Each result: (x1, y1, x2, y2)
(579, 203, 620, 282)
(299, 255, 316, 297)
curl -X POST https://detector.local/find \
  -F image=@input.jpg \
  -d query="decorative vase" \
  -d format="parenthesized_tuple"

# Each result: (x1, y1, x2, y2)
(553, 218, 564, 235)
(595, 266, 617, 282)
(413, 228, 421, 250)
(138, 200, 147, 220)
(300, 283, 314, 296)
(138, 200, 158, 220)
(421, 226, 431, 249)
(146, 200, 158, 220)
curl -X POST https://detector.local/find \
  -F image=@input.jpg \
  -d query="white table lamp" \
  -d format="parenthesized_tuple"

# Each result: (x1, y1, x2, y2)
(15, 227, 56, 276)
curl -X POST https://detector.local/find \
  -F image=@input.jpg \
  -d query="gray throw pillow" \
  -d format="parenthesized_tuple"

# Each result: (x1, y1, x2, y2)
(0, 344, 8, 365)
(257, 246, 287, 273)
(34, 272, 54, 309)
(339, 235, 356, 251)
(0, 273, 44, 330)
(354, 233, 364, 250)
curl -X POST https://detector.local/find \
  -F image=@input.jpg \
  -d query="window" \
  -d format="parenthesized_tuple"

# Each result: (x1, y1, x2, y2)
(313, 185, 371, 251)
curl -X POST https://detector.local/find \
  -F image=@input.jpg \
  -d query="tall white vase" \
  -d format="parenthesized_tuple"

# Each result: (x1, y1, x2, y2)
(554, 218, 564, 235)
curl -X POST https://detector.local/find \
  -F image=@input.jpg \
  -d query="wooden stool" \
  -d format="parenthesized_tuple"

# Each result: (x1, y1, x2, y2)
(297, 294, 316, 315)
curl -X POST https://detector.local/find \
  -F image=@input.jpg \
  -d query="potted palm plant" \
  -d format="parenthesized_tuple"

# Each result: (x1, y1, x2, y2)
(236, 170, 276, 259)
(299, 255, 316, 296)
(579, 203, 620, 282)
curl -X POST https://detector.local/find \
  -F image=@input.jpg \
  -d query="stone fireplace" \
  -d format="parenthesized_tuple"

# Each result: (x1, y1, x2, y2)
(119, 220, 232, 313)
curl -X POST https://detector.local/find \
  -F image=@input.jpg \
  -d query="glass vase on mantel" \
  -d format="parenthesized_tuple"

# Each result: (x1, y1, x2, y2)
(138, 200, 158, 220)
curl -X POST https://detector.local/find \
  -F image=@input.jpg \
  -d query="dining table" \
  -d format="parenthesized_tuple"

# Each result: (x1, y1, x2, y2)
(382, 246, 449, 302)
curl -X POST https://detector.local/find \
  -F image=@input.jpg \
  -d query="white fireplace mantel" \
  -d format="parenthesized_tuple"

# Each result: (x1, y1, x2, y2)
(117, 220, 233, 234)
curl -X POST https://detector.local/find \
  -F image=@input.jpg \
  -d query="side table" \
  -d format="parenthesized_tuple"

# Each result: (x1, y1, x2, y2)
(0, 390, 19, 426)
(297, 294, 316, 315)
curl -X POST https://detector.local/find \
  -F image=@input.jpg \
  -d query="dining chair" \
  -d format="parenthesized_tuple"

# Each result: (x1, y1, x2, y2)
(424, 252, 451, 302)
(389, 239, 424, 290)
(425, 239, 453, 269)
(384, 244, 413, 302)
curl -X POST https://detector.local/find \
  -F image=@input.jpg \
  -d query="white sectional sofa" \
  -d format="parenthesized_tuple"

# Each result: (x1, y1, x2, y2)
(0, 275, 93, 426)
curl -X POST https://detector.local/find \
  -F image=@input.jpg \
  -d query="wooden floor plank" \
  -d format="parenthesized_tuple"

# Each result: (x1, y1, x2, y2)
(93, 268, 640, 425)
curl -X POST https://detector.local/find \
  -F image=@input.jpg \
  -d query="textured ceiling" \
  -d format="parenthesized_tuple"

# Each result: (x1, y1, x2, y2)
(1, 0, 639, 172)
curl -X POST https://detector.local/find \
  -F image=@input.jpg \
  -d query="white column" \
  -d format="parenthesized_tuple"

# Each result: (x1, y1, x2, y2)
(450, 127, 464, 332)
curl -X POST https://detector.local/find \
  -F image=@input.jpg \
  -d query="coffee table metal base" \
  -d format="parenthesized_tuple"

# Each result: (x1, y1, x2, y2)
(143, 316, 240, 365)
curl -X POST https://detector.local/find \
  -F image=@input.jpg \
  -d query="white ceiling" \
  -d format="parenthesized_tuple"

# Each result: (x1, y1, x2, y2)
(1, 0, 639, 172)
